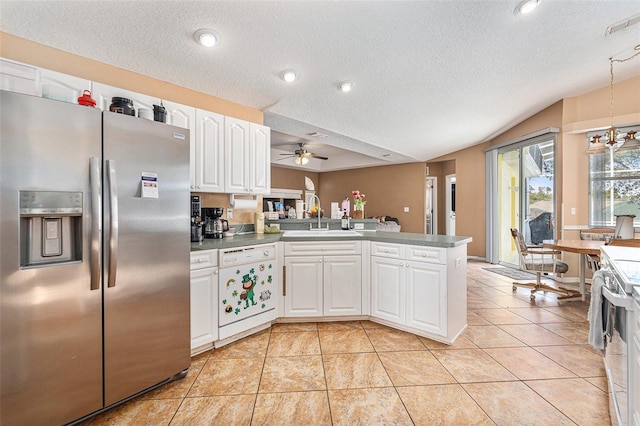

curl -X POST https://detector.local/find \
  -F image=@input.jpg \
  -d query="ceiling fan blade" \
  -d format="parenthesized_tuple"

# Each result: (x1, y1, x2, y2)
(309, 153, 328, 160)
(275, 155, 296, 161)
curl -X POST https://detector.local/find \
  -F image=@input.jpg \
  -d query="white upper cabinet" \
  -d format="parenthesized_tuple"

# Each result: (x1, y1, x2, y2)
(224, 117, 271, 194)
(194, 109, 224, 192)
(249, 123, 271, 195)
(224, 117, 249, 193)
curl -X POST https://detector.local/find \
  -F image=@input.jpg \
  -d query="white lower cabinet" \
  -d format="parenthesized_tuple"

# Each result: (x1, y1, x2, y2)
(371, 242, 459, 339)
(284, 256, 323, 317)
(283, 242, 362, 318)
(190, 250, 218, 353)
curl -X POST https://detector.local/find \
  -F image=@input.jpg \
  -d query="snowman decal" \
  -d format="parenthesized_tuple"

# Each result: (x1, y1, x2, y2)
(241, 273, 258, 309)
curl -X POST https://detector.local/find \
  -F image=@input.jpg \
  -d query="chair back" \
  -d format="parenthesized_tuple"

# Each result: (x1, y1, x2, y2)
(510, 228, 529, 255)
(580, 228, 614, 241)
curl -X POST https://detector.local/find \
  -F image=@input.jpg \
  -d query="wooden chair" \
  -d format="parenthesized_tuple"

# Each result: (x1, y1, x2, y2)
(579, 228, 614, 271)
(510, 228, 581, 301)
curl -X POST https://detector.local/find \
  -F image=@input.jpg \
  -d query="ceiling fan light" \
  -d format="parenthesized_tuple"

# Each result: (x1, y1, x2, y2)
(301, 156, 309, 165)
(294, 156, 302, 165)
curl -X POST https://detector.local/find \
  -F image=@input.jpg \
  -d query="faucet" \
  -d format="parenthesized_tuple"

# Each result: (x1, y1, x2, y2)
(308, 194, 324, 230)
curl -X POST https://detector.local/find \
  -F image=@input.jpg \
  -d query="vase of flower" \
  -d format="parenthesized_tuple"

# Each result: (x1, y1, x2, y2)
(352, 190, 366, 219)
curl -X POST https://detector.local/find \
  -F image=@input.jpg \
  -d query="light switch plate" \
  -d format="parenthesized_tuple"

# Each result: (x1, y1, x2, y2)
(354, 223, 364, 230)
(227, 208, 233, 219)
(403, 207, 409, 213)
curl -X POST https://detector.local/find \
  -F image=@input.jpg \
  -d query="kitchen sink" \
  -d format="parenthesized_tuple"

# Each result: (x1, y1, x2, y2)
(282, 230, 362, 237)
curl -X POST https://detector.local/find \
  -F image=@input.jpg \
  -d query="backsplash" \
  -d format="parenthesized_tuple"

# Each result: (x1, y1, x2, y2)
(193, 193, 263, 225)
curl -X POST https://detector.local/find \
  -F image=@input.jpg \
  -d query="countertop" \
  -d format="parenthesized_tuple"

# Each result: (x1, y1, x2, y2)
(191, 231, 472, 251)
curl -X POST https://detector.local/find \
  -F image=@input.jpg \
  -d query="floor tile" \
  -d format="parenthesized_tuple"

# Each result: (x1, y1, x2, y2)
(533, 345, 606, 377)
(252, 391, 331, 426)
(210, 329, 270, 360)
(378, 350, 456, 386)
(525, 378, 611, 425)
(431, 348, 517, 383)
(419, 334, 477, 350)
(318, 328, 374, 353)
(490, 295, 536, 308)
(266, 331, 320, 356)
(507, 306, 572, 323)
(259, 355, 325, 392)
(483, 347, 575, 380)
(328, 388, 413, 425)
(463, 381, 573, 425)
(542, 306, 589, 322)
(463, 325, 526, 348)
(187, 357, 263, 396)
(316, 320, 363, 331)
(397, 384, 494, 425)
(323, 352, 392, 389)
(89, 397, 181, 425)
(170, 394, 254, 425)
(142, 356, 207, 400)
(466, 311, 491, 326)
(271, 322, 318, 333)
(473, 308, 532, 324)
(498, 324, 572, 346)
(538, 321, 590, 344)
(364, 327, 427, 352)
(360, 320, 390, 330)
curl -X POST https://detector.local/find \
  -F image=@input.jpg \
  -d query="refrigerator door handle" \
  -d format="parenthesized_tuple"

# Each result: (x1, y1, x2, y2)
(90, 157, 102, 290)
(107, 159, 119, 288)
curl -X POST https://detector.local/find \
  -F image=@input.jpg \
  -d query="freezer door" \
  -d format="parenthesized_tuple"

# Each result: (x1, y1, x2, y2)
(102, 112, 191, 406)
(0, 91, 103, 425)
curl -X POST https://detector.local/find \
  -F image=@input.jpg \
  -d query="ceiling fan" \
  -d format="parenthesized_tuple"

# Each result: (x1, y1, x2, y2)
(278, 143, 328, 165)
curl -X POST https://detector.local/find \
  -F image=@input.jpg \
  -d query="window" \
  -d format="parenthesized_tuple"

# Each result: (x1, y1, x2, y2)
(589, 141, 640, 229)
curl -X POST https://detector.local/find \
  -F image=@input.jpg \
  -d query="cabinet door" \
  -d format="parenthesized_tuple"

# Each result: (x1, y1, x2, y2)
(194, 109, 224, 192)
(224, 116, 250, 193)
(190, 267, 218, 349)
(370, 256, 404, 324)
(405, 261, 447, 336)
(249, 122, 271, 194)
(324, 255, 362, 316)
(163, 100, 196, 189)
(284, 256, 323, 317)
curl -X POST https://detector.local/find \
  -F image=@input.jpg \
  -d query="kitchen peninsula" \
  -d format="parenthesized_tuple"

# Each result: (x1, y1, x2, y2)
(190, 226, 471, 354)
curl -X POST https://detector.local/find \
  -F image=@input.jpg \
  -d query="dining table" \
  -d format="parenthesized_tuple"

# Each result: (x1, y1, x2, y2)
(542, 239, 604, 302)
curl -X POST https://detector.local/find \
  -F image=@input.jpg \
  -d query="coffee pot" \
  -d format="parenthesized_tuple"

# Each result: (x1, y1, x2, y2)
(202, 207, 225, 239)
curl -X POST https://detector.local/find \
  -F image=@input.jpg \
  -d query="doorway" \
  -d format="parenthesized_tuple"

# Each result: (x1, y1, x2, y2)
(446, 174, 456, 236)
(425, 177, 437, 234)
(496, 139, 555, 266)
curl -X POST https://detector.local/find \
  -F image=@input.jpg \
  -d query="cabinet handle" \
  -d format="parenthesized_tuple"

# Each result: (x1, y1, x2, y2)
(198, 258, 205, 263)
(422, 253, 427, 257)
(282, 265, 286, 296)
(214, 269, 219, 275)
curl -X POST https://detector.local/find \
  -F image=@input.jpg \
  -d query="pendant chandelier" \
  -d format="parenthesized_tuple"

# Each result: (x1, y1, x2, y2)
(585, 46, 640, 155)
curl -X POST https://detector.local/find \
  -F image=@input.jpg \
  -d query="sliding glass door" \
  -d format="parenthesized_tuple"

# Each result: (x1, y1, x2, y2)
(496, 138, 555, 266)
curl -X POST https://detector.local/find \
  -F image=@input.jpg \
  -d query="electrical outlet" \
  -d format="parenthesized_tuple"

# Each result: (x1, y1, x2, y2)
(227, 208, 233, 219)
(570, 207, 576, 216)
(354, 223, 364, 230)
(455, 258, 461, 268)
(403, 207, 409, 213)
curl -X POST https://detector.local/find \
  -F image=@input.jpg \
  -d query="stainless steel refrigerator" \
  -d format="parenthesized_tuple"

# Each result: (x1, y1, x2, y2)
(0, 90, 191, 425)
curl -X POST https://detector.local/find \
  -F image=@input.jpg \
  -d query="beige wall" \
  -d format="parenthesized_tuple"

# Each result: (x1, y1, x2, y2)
(317, 163, 427, 233)
(271, 167, 319, 194)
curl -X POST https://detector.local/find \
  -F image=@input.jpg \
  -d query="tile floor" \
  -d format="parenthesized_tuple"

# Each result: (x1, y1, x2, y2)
(86, 260, 610, 425)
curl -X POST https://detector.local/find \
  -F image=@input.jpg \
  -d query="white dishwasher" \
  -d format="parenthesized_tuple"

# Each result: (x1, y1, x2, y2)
(218, 243, 277, 340)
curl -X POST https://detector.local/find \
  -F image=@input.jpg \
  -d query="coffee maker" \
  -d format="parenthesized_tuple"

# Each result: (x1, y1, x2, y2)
(202, 207, 228, 239)
(191, 196, 204, 242)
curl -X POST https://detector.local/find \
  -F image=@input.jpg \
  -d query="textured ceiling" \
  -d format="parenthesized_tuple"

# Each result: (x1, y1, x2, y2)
(1, 1, 639, 171)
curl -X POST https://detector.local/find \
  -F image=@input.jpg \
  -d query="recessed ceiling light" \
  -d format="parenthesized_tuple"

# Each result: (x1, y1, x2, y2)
(282, 70, 297, 82)
(339, 81, 353, 92)
(514, 0, 540, 15)
(194, 29, 220, 47)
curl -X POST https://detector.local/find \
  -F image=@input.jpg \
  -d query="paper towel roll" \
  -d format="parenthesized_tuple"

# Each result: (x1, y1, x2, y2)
(232, 198, 258, 210)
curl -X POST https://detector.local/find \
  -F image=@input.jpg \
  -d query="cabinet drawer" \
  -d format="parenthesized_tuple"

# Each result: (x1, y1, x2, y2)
(190, 250, 218, 270)
(285, 241, 361, 256)
(370, 242, 403, 259)
(405, 245, 446, 264)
